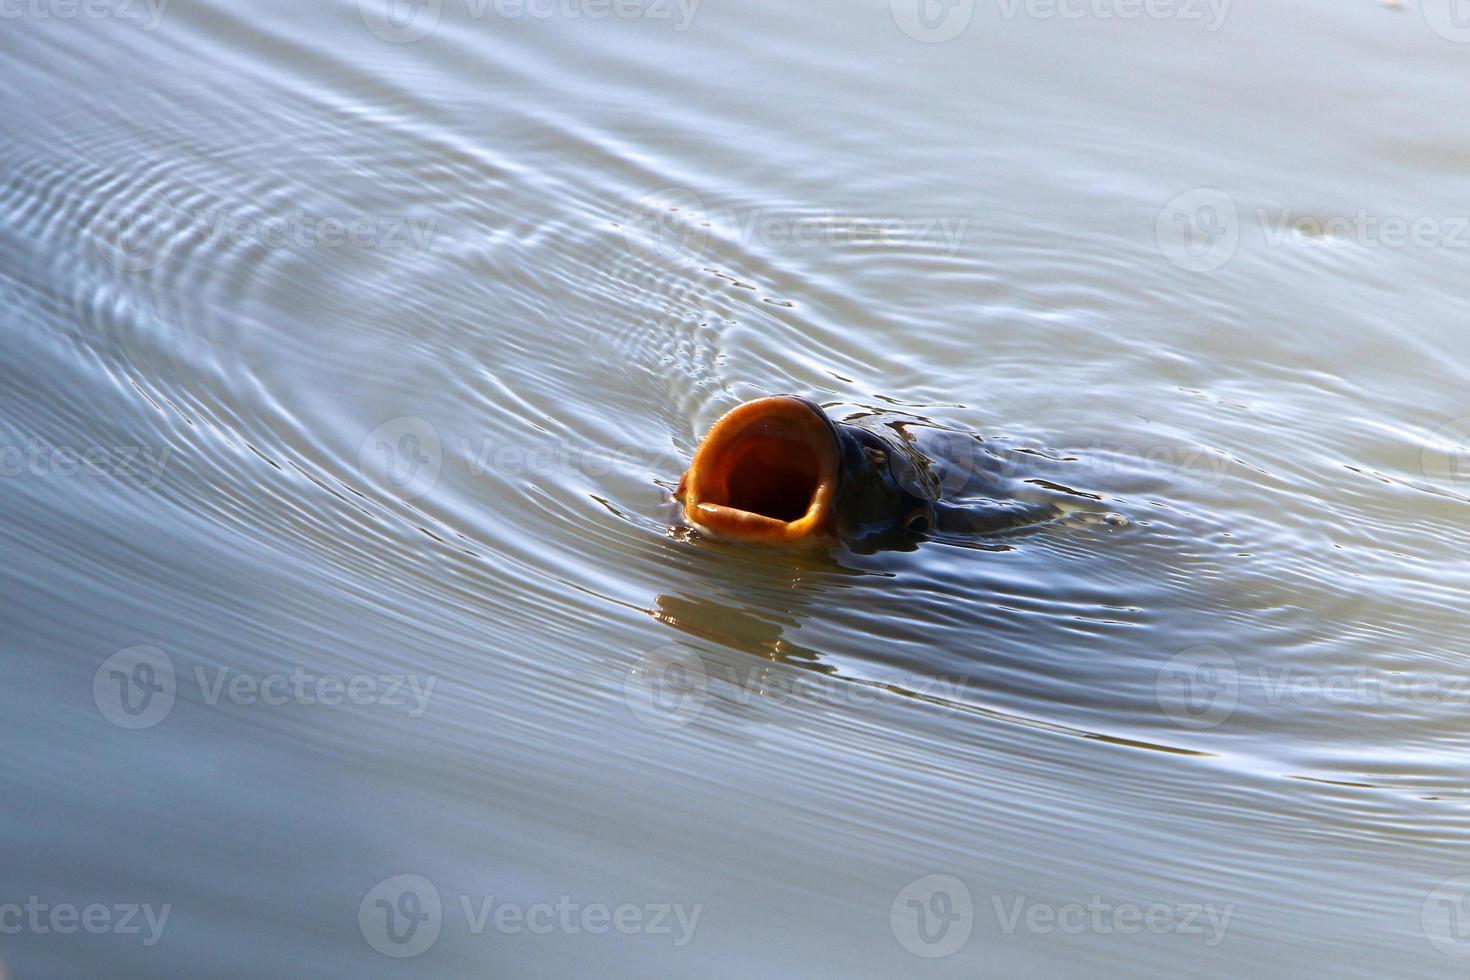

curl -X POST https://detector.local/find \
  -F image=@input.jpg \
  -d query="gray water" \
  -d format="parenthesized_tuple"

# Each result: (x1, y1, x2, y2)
(4, 0, 1470, 976)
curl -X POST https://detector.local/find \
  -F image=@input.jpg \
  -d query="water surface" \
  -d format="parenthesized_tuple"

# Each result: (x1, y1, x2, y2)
(3, 0, 1470, 975)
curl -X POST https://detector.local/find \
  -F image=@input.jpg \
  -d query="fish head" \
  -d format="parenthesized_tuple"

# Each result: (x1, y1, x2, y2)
(677, 396, 935, 549)
(676, 395, 843, 545)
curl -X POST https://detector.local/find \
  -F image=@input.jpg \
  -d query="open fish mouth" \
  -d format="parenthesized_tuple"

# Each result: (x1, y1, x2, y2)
(676, 396, 840, 544)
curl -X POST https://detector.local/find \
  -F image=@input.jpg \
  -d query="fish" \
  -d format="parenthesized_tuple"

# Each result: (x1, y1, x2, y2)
(674, 395, 1061, 550)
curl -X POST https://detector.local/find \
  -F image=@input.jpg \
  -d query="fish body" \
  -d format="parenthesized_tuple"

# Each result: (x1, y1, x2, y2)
(675, 395, 1055, 550)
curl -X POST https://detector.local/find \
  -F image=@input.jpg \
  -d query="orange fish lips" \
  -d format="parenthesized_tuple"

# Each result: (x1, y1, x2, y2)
(676, 396, 841, 545)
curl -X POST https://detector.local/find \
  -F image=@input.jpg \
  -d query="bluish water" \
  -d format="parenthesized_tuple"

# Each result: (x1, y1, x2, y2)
(3, 0, 1470, 975)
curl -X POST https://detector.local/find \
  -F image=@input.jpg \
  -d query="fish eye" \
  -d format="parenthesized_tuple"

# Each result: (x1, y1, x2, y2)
(904, 509, 931, 533)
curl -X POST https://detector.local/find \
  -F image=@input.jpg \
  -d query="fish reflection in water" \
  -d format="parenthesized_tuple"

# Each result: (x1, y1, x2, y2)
(649, 586, 1206, 757)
